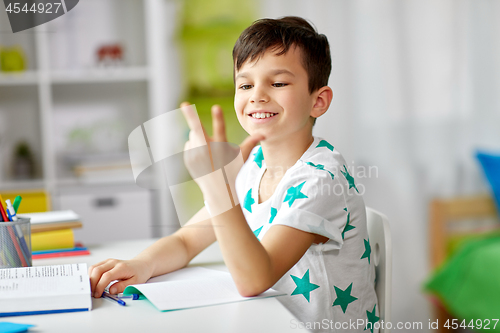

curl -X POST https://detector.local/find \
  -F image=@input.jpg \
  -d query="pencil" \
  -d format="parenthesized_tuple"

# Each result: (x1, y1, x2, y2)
(0, 227, 14, 267)
(0, 196, 28, 267)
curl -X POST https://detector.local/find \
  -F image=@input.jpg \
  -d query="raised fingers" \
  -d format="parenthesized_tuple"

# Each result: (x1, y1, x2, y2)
(211, 105, 227, 142)
(180, 102, 208, 146)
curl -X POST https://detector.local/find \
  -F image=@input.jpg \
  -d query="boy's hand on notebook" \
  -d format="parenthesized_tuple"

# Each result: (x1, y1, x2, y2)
(88, 259, 153, 298)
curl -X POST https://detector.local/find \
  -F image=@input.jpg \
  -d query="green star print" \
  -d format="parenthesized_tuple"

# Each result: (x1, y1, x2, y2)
(341, 208, 355, 240)
(290, 269, 320, 302)
(361, 239, 371, 264)
(364, 305, 380, 333)
(269, 207, 277, 223)
(341, 165, 359, 193)
(253, 225, 263, 238)
(283, 181, 308, 207)
(307, 220, 336, 240)
(305, 161, 334, 179)
(332, 283, 358, 313)
(253, 147, 264, 168)
(243, 189, 255, 213)
(316, 140, 334, 151)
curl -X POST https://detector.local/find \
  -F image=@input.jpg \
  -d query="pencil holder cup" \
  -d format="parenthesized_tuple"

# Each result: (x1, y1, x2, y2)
(0, 217, 31, 268)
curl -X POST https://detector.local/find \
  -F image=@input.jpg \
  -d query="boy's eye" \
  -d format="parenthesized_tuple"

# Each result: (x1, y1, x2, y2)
(239, 84, 252, 90)
(273, 83, 287, 87)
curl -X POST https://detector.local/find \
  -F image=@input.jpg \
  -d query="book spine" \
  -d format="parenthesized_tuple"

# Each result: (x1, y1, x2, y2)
(31, 229, 74, 252)
(32, 246, 87, 255)
(32, 250, 90, 260)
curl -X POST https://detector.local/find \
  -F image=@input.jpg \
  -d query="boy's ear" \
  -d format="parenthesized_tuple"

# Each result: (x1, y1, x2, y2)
(310, 86, 333, 118)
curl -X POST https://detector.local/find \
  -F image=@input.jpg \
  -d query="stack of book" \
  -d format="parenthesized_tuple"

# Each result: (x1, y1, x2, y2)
(18, 210, 90, 259)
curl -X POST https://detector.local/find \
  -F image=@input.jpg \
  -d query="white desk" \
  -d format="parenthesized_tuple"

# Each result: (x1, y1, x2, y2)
(5, 239, 306, 333)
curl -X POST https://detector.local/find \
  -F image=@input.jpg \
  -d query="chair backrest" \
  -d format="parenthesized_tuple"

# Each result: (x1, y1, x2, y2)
(366, 207, 392, 333)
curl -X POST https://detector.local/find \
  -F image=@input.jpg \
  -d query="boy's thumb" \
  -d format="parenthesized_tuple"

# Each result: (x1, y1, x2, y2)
(240, 135, 265, 162)
(109, 280, 134, 295)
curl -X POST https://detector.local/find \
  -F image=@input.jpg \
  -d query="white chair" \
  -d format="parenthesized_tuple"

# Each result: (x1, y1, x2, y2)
(366, 207, 392, 333)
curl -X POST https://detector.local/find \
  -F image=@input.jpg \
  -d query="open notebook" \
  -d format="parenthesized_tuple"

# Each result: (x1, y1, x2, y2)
(0, 263, 91, 317)
(0, 265, 284, 317)
(123, 266, 286, 311)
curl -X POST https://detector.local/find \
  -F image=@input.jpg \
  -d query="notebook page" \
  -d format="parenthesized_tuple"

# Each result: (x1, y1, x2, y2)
(146, 266, 229, 283)
(125, 267, 285, 311)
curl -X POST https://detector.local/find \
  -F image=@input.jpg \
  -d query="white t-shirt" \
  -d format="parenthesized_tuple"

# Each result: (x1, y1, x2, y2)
(235, 136, 379, 333)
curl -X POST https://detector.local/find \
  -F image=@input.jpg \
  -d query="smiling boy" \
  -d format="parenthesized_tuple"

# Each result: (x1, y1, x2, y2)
(90, 16, 378, 333)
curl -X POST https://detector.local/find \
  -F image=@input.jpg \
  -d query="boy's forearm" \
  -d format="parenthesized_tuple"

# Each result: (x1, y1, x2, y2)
(133, 234, 190, 278)
(204, 192, 274, 296)
(133, 206, 215, 278)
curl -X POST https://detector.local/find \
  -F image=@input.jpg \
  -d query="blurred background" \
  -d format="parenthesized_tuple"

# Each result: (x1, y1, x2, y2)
(1, 0, 500, 331)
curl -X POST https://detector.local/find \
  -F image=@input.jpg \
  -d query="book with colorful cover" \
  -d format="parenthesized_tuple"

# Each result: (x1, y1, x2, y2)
(31, 228, 74, 251)
(32, 243, 90, 260)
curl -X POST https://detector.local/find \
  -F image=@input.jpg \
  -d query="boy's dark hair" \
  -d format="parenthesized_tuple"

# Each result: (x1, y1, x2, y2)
(233, 16, 331, 95)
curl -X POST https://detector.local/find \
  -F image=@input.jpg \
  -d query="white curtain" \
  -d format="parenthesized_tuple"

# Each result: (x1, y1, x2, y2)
(260, 0, 500, 330)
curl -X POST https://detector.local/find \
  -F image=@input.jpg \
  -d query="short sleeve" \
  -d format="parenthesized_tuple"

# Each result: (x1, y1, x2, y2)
(235, 146, 262, 203)
(270, 162, 349, 251)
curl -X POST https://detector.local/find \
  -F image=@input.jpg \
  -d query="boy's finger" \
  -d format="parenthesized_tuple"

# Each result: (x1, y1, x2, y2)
(180, 103, 209, 144)
(89, 260, 117, 293)
(89, 258, 114, 272)
(93, 266, 124, 298)
(211, 105, 227, 142)
(180, 103, 201, 132)
(108, 278, 136, 295)
(88, 259, 108, 275)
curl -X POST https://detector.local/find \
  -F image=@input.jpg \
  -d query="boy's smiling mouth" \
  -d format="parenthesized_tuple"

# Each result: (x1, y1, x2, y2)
(247, 112, 279, 125)
(250, 112, 277, 119)
(247, 111, 278, 119)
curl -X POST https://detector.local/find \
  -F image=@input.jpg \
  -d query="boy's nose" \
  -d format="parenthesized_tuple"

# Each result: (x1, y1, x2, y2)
(250, 87, 269, 104)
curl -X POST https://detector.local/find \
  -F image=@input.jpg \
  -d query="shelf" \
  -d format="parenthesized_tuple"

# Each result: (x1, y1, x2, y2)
(0, 0, 173, 237)
(0, 71, 38, 86)
(50, 67, 149, 84)
(0, 68, 150, 85)
(56, 176, 136, 187)
(0, 179, 46, 191)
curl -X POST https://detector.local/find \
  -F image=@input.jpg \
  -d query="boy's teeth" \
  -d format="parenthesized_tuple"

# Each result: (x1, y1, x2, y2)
(252, 113, 275, 119)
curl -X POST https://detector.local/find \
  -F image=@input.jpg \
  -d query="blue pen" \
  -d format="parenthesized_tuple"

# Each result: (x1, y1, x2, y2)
(102, 291, 126, 306)
(117, 293, 140, 300)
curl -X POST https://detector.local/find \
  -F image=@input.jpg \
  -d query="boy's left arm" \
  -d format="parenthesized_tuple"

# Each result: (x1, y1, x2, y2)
(180, 103, 316, 296)
(203, 199, 316, 297)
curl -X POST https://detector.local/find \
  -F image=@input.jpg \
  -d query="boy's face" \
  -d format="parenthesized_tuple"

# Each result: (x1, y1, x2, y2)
(234, 46, 316, 143)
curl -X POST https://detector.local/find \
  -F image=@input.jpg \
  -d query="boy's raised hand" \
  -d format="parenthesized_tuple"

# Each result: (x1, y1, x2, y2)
(180, 102, 263, 165)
